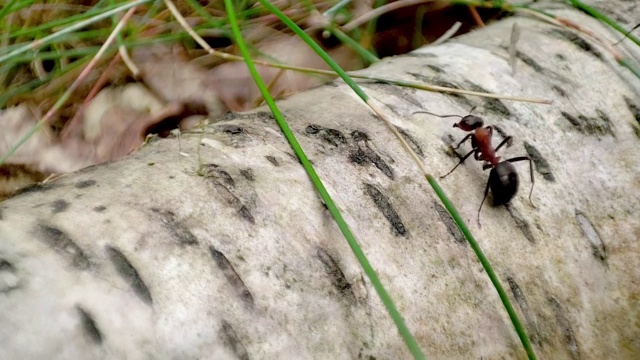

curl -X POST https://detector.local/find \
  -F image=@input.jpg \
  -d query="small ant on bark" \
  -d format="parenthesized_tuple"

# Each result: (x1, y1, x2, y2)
(413, 107, 535, 225)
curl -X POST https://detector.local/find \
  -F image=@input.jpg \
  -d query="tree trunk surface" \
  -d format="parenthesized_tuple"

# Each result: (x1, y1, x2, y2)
(1, 3, 639, 360)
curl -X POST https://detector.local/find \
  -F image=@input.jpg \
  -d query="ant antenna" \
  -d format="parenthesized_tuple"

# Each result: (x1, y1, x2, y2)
(613, 23, 640, 45)
(411, 110, 461, 119)
(411, 106, 477, 119)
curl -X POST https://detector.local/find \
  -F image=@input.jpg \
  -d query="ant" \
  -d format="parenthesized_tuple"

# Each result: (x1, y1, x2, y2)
(413, 107, 535, 225)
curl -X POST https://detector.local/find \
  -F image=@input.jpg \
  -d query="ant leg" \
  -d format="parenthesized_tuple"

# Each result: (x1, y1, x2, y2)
(452, 133, 473, 150)
(505, 156, 536, 208)
(477, 177, 491, 227)
(492, 125, 512, 146)
(441, 148, 476, 179)
(493, 135, 513, 154)
(473, 150, 482, 161)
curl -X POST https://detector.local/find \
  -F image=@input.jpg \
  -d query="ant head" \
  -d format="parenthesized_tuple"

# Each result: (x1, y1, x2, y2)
(453, 115, 484, 131)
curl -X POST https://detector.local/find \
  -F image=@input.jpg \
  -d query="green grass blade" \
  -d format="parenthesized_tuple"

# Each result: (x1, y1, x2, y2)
(0, 4, 134, 165)
(0, 0, 151, 64)
(425, 175, 537, 359)
(619, 58, 640, 78)
(256, 1, 369, 100)
(327, 26, 379, 64)
(3, 1, 120, 40)
(323, 0, 352, 17)
(0, 0, 19, 22)
(569, 0, 640, 47)
(223, 1, 426, 359)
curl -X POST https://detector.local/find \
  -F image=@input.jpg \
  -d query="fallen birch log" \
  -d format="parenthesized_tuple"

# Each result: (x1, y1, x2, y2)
(1, 4, 639, 360)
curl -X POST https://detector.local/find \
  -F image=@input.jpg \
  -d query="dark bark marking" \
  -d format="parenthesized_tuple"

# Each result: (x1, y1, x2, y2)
(205, 164, 235, 187)
(560, 111, 614, 136)
(203, 165, 255, 223)
(305, 124, 347, 147)
(425, 64, 444, 73)
(466, 82, 510, 117)
(408, 72, 452, 86)
(209, 247, 254, 309)
(221, 320, 250, 360)
(408, 74, 473, 108)
(505, 204, 536, 243)
(395, 126, 424, 157)
(409, 73, 456, 89)
(208, 177, 255, 223)
(74, 180, 97, 189)
(516, 51, 544, 73)
(285, 152, 300, 164)
(240, 169, 254, 181)
(561, 111, 580, 127)
(38, 224, 90, 269)
(595, 110, 615, 137)
(350, 131, 394, 179)
(255, 111, 275, 121)
(632, 124, 640, 140)
(237, 206, 255, 223)
(316, 247, 356, 303)
(265, 156, 279, 166)
(624, 96, 640, 123)
(106, 246, 152, 305)
(11, 182, 59, 197)
(551, 85, 568, 97)
(150, 208, 199, 245)
(0, 259, 20, 292)
(433, 202, 465, 244)
(549, 297, 581, 360)
(220, 125, 245, 135)
(365, 184, 407, 237)
(77, 306, 103, 344)
(524, 142, 555, 182)
(209, 246, 253, 308)
(550, 29, 603, 60)
(575, 211, 607, 263)
(93, 205, 107, 212)
(51, 199, 70, 213)
(366, 83, 421, 108)
(507, 277, 541, 346)
(624, 96, 640, 139)
(492, 124, 510, 140)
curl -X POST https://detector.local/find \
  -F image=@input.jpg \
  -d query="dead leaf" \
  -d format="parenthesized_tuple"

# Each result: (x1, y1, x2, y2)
(209, 32, 363, 111)
(82, 83, 164, 142)
(0, 104, 93, 174)
(133, 45, 226, 117)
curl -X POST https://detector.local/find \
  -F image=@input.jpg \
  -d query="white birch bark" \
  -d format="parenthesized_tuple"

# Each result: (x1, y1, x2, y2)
(1, 3, 639, 359)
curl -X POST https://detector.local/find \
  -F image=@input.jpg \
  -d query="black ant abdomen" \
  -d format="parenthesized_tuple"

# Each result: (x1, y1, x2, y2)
(487, 161, 519, 206)
(481, 156, 534, 224)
